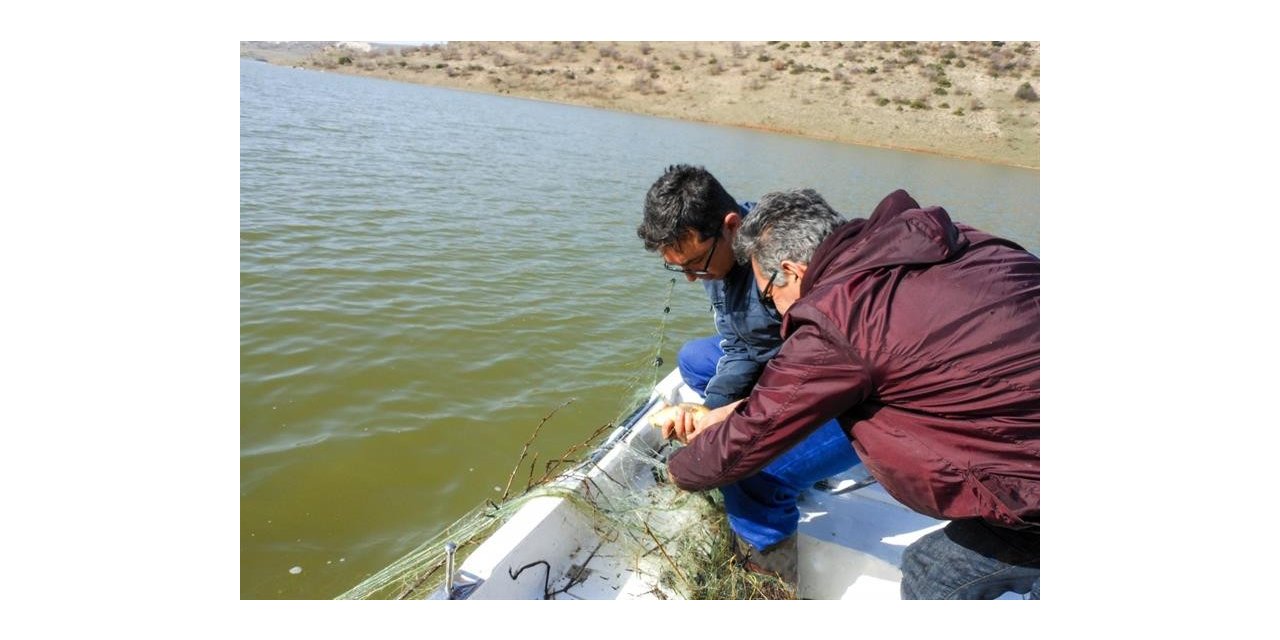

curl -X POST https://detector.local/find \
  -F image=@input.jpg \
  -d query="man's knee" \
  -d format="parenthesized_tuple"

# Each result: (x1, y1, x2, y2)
(899, 535, 937, 599)
(677, 336, 721, 393)
(677, 340, 702, 369)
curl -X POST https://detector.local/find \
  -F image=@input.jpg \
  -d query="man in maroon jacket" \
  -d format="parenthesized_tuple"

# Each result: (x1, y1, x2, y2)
(666, 188, 1040, 599)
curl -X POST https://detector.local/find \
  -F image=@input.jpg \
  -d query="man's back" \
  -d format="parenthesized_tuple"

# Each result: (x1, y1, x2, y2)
(796, 193, 1039, 527)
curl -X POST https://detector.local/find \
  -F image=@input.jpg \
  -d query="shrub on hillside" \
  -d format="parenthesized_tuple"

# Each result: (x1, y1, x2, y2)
(987, 50, 1017, 76)
(1015, 83, 1040, 101)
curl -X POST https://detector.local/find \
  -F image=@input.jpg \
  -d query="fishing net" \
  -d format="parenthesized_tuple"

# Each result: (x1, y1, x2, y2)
(336, 280, 793, 600)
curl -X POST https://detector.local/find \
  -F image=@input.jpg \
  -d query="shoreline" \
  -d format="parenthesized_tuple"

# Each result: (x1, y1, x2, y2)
(243, 41, 1040, 170)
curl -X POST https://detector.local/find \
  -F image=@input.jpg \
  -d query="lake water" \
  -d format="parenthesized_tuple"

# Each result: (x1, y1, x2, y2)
(239, 58, 1039, 599)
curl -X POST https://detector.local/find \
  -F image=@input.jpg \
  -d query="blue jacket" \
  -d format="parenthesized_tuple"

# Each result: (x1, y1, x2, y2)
(701, 202, 784, 408)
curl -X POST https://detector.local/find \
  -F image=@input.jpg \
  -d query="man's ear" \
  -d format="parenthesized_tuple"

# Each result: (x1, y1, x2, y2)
(723, 211, 742, 233)
(781, 260, 808, 285)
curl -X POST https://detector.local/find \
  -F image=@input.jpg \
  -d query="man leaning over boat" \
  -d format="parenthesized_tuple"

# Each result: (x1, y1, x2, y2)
(666, 187, 1041, 600)
(637, 165, 861, 586)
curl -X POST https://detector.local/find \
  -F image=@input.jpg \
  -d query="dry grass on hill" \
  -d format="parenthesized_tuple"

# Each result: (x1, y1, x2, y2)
(253, 41, 1040, 169)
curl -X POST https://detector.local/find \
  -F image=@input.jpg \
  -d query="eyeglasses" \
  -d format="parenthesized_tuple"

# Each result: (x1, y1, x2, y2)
(663, 228, 722, 276)
(758, 270, 779, 307)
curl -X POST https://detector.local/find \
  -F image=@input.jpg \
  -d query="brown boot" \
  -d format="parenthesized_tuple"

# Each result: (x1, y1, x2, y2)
(733, 533, 798, 587)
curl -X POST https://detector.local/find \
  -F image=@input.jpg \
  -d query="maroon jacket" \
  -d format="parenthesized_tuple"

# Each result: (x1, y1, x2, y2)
(668, 190, 1040, 529)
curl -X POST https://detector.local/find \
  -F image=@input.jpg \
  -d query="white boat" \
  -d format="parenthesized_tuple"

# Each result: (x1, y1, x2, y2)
(352, 367, 964, 601)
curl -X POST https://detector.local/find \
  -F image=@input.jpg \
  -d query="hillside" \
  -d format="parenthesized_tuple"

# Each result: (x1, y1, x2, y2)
(242, 41, 1040, 169)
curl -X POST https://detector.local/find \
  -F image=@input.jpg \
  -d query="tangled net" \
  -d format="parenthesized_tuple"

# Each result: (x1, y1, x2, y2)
(336, 280, 793, 600)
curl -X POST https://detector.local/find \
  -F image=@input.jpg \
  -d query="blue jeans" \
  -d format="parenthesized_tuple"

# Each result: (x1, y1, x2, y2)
(900, 519, 1040, 599)
(677, 336, 861, 551)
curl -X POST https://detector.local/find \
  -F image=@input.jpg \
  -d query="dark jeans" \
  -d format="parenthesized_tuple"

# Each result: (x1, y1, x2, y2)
(900, 518, 1040, 599)
(677, 336, 861, 550)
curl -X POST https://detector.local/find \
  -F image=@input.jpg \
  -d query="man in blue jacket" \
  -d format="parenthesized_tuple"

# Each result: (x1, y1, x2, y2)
(637, 165, 860, 585)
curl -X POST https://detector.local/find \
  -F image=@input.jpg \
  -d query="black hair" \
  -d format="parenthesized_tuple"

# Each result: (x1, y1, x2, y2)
(637, 164, 738, 252)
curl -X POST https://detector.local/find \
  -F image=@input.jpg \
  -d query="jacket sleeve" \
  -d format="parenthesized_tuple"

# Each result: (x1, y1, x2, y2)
(668, 307, 871, 490)
(701, 326, 762, 409)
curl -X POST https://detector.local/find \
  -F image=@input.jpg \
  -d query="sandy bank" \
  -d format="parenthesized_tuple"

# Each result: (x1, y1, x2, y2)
(244, 41, 1039, 169)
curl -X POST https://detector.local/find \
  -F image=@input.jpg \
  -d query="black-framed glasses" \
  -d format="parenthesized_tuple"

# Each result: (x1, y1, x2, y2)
(663, 227, 722, 276)
(758, 270, 779, 307)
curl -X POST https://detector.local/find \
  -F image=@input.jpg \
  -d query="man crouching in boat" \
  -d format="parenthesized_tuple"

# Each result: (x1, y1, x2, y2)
(667, 188, 1040, 600)
(638, 165, 861, 586)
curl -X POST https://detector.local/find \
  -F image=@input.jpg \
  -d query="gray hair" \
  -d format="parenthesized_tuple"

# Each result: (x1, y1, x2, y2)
(733, 189, 846, 274)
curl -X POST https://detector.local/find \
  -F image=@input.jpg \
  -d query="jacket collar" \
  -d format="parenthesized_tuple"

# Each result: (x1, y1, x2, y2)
(802, 189, 968, 296)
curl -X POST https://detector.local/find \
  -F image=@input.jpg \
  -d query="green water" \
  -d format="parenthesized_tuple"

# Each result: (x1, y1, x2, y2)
(239, 59, 1039, 598)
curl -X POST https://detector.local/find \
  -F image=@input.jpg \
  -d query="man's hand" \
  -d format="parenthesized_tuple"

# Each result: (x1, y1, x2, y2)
(662, 399, 743, 444)
(659, 408, 700, 443)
